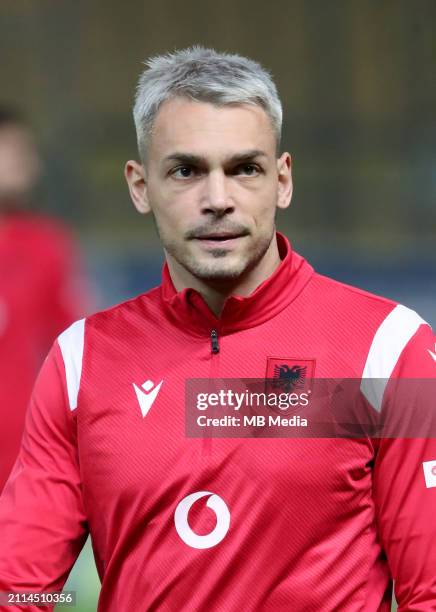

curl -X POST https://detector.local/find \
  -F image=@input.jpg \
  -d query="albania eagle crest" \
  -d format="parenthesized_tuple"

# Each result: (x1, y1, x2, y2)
(272, 364, 307, 392)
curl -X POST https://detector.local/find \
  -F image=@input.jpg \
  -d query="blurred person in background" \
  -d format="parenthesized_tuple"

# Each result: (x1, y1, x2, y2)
(0, 49, 435, 611)
(0, 106, 91, 492)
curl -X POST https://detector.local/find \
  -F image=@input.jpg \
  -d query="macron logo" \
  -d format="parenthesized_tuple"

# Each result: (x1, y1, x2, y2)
(422, 460, 436, 489)
(133, 379, 163, 418)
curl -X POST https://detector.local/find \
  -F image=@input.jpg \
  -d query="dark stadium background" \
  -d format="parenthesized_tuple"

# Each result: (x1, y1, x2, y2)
(1, 1, 435, 610)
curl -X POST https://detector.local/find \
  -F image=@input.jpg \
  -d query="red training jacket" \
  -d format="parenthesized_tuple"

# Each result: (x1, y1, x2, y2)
(0, 232, 435, 611)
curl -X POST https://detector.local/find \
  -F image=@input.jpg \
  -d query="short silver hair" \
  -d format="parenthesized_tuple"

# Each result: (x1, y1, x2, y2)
(133, 46, 283, 161)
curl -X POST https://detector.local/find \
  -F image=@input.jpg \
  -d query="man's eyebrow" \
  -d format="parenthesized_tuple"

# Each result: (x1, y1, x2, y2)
(226, 149, 268, 164)
(163, 153, 204, 165)
(163, 149, 268, 166)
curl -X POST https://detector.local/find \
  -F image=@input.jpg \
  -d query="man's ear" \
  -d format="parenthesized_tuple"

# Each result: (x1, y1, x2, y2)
(276, 152, 293, 210)
(124, 160, 151, 214)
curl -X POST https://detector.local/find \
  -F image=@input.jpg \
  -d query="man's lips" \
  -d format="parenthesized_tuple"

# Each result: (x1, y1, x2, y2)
(195, 233, 245, 241)
(193, 233, 248, 247)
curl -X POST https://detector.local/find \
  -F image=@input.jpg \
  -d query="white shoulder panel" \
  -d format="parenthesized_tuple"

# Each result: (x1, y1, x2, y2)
(361, 304, 427, 411)
(58, 318, 85, 411)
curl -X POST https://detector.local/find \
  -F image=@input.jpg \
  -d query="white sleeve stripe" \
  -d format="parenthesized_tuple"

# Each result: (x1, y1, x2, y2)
(360, 304, 427, 411)
(58, 318, 85, 411)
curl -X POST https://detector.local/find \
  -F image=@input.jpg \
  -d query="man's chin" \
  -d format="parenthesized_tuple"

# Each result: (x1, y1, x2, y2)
(187, 257, 248, 282)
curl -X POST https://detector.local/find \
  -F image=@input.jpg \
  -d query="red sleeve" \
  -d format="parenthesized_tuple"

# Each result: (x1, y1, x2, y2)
(0, 341, 88, 611)
(373, 324, 436, 610)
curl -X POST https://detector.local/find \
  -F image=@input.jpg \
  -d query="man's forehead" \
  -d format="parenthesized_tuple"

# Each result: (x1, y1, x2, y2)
(154, 96, 270, 120)
(150, 98, 276, 159)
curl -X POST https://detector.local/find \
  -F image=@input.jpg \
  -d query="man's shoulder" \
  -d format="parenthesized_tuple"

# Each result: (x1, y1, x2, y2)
(306, 270, 430, 345)
(302, 271, 432, 380)
(305, 271, 411, 338)
(313, 273, 430, 343)
(57, 285, 162, 344)
(87, 285, 162, 329)
(311, 270, 398, 313)
(52, 286, 164, 411)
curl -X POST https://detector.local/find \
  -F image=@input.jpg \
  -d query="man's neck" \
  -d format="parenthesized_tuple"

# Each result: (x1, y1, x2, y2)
(166, 235, 282, 317)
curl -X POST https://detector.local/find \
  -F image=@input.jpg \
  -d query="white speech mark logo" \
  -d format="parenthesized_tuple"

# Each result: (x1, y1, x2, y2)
(174, 491, 230, 549)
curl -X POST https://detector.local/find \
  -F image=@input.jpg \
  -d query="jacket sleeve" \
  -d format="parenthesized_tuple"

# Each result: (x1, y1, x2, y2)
(373, 323, 436, 610)
(0, 340, 88, 611)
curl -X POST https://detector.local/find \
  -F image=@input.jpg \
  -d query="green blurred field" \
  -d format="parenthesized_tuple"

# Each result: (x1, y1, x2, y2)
(57, 539, 100, 612)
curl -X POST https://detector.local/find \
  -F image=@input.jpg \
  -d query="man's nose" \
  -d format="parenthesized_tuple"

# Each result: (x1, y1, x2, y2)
(200, 171, 234, 215)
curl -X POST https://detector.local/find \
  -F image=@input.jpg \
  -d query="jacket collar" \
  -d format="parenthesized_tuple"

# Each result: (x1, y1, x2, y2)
(160, 232, 313, 335)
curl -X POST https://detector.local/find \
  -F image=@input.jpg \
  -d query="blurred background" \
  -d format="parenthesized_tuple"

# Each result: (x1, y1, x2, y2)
(1, 1, 435, 610)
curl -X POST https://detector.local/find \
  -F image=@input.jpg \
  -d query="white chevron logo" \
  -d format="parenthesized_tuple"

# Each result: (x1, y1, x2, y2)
(428, 344, 436, 363)
(133, 379, 163, 418)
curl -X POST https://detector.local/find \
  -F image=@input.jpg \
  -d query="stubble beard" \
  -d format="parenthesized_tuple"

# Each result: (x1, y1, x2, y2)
(160, 229, 275, 284)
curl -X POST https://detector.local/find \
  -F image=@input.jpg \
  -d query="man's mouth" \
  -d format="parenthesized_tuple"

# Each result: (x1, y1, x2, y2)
(196, 233, 244, 241)
(194, 233, 248, 247)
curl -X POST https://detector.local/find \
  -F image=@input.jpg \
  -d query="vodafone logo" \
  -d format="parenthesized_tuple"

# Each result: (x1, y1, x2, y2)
(432, 466, 436, 477)
(174, 491, 230, 549)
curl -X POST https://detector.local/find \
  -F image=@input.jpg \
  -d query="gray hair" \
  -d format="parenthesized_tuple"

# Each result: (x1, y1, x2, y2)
(133, 46, 282, 161)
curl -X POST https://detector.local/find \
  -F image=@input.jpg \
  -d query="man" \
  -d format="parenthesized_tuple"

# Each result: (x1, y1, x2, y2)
(0, 48, 435, 611)
(0, 107, 91, 492)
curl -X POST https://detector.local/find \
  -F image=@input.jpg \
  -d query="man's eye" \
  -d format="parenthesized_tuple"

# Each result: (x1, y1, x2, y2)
(236, 164, 260, 176)
(172, 166, 194, 179)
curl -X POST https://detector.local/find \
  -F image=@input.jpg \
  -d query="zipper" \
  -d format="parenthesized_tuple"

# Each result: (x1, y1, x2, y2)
(203, 328, 220, 458)
(210, 328, 220, 354)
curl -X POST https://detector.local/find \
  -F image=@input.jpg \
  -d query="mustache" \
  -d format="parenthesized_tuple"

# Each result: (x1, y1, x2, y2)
(185, 223, 251, 240)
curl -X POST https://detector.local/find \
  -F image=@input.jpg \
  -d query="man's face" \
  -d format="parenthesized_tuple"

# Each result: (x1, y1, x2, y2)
(0, 125, 40, 200)
(128, 98, 292, 283)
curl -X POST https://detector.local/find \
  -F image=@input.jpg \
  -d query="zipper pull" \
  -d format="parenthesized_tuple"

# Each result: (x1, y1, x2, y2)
(210, 329, 220, 354)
